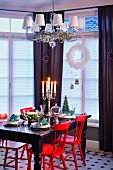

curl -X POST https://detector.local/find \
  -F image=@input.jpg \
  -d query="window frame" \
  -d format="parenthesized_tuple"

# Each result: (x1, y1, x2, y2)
(0, 11, 34, 117)
(62, 8, 99, 123)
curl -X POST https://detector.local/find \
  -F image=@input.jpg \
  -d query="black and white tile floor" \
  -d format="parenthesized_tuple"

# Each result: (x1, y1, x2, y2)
(0, 147, 113, 170)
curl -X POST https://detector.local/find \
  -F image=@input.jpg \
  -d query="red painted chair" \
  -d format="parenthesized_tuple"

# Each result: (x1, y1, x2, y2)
(20, 107, 35, 113)
(0, 113, 29, 170)
(0, 113, 7, 124)
(41, 121, 70, 170)
(64, 113, 87, 170)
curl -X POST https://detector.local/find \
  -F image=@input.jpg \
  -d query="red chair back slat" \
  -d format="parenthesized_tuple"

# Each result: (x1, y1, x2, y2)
(20, 107, 35, 113)
(52, 121, 70, 154)
(74, 114, 86, 142)
(0, 113, 7, 119)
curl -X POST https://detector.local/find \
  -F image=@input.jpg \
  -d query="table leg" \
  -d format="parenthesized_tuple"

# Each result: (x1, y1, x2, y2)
(32, 140, 43, 170)
(34, 153, 41, 170)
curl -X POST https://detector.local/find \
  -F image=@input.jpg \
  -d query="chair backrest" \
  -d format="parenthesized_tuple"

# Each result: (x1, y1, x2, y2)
(0, 113, 7, 119)
(74, 113, 86, 142)
(52, 121, 70, 154)
(20, 107, 35, 113)
(0, 113, 8, 145)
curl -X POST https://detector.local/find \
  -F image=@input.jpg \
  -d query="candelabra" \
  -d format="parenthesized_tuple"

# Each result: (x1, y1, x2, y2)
(42, 77, 56, 123)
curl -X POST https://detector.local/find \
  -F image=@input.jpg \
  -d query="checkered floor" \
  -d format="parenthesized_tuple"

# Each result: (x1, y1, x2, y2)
(0, 147, 113, 170)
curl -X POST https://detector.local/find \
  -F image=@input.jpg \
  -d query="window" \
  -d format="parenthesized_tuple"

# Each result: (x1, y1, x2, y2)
(0, 12, 34, 116)
(61, 9, 99, 122)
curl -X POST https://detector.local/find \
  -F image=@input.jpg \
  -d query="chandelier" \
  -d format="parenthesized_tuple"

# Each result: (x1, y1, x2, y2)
(22, 0, 84, 48)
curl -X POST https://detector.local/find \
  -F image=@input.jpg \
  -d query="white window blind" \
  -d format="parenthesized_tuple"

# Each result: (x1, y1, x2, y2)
(11, 38, 34, 114)
(61, 35, 99, 121)
(0, 18, 10, 32)
(62, 39, 82, 114)
(0, 12, 34, 116)
(0, 38, 9, 113)
(84, 36, 99, 120)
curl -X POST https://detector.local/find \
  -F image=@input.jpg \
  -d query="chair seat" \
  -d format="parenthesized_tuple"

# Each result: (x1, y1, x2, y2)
(42, 144, 65, 157)
(0, 140, 27, 149)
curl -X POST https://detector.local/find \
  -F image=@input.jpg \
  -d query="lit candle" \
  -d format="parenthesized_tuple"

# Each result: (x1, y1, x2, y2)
(48, 77, 50, 91)
(46, 81, 48, 93)
(51, 81, 53, 93)
(42, 81, 44, 93)
(54, 81, 56, 93)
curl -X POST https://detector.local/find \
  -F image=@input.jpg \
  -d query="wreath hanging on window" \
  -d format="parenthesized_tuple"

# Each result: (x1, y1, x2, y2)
(66, 43, 90, 70)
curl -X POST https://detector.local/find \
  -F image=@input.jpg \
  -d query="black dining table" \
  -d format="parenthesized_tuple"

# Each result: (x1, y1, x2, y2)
(0, 114, 91, 170)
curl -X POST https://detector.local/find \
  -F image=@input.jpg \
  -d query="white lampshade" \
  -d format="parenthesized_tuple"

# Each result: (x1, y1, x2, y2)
(78, 18, 84, 29)
(45, 23, 53, 32)
(54, 14, 63, 26)
(35, 14, 45, 26)
(22, 16, 33, 29)
(61, 23, 67, 32)
(31, 22, 40, 32)
(69, 16, 78, 27)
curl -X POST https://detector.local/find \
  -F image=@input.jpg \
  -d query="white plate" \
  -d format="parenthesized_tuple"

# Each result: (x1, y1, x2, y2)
(30, 122, 50, 129)
(59, 114, 75, 119)
(5, 119, 23, 126)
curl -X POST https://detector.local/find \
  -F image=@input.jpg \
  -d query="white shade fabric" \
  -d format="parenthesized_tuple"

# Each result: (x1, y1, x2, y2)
(54, 14, 63, 26)
(78, 18, 84, 29)
(69, 16, 78, 27)
(35, 14, 45, 26)
(22, 16, 32, 29)
(31, 22, 40, 32)
(61, 23, 67, 32)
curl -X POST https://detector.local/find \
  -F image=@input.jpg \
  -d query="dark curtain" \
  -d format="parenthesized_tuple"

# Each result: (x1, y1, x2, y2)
(33, 12, 64, 111)
(98, 5, 113, 153)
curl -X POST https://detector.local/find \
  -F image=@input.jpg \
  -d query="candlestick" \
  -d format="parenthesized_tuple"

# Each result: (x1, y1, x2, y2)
(51, 81, 53, 93)
(46, 81, 48, 93)
(54, 81, 56, 93)
(48, 77, 50, 91)
(42, 77, 56, 123)
(42, 81, 44, 93)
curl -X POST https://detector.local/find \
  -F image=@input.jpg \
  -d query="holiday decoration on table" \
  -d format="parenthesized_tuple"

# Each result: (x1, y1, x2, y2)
(20, 107, 38, 121)
(62, 95, 70, 113)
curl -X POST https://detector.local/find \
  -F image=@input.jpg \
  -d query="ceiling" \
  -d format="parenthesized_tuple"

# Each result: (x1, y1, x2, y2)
(0, 0, 113, 12)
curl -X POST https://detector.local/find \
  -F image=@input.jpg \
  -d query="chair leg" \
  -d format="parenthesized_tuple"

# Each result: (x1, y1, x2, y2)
(43, 156, 46, 170)
(72, 145, 78, 170)
(50, 158, 54, 170)
(20, 144, 28, 159)
(60, 155, 67, 170)
(4, 148, 8, 166)
(20, 146, 25, 158)
(78, 143, 86, 166)
(15, 149, 18, 170)
(27, 149, 32, 170)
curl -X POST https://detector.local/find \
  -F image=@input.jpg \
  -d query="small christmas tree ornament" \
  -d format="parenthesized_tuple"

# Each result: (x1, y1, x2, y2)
(62, 95, 70, 113)
(75, 79, 79, 85)
(70, 83, 74, 89)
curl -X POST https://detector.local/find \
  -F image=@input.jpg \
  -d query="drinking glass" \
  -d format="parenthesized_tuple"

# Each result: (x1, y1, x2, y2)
(40, 104, 46, 113)
(42, 104, 46, 112)
(72, 104, 77, 113)
(23, 110, 28, 127)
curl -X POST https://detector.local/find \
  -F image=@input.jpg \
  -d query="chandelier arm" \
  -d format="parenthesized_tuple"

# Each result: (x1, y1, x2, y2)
(51, 0, 54, 31)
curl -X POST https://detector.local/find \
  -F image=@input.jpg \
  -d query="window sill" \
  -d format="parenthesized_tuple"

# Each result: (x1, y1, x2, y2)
(87, 122, 99, 128)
